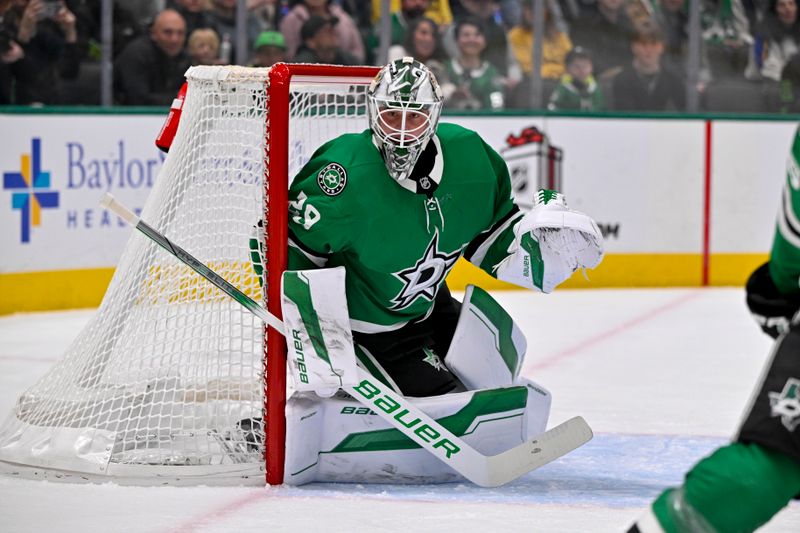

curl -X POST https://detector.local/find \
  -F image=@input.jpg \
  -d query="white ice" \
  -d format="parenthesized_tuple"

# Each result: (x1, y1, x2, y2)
(1, 288, 798, 532)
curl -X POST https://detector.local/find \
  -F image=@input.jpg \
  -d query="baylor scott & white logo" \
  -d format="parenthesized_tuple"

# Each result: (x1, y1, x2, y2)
(390, 232, 460, 310)
(317, 163, 347, 196)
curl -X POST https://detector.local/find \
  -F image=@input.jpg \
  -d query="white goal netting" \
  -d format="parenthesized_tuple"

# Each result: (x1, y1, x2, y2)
(0, 65, 376, 485)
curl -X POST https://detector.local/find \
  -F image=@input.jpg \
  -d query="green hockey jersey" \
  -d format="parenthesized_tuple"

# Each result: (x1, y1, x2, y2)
(770, 126, 800, 295)
(287, 122, 523, 333)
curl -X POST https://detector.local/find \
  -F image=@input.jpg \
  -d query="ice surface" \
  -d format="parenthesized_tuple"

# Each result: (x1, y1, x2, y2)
(1, 288, 797, 532)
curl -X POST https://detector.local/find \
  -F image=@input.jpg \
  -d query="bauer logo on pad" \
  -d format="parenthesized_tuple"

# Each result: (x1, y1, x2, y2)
(317, 163, 347, 196)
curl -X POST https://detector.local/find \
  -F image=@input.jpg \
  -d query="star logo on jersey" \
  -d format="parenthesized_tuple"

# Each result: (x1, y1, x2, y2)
(317, 163, 347, 196)
(390, 232, 460, 310)
(422, 348, 445, 371)
(769, 377, 800, 431)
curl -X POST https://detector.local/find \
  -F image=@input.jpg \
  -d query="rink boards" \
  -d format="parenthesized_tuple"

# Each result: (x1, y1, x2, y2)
(1, 112, 796, 313)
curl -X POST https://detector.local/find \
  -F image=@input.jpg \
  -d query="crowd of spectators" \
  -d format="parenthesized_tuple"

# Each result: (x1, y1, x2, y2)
(1, 0, 800, 112)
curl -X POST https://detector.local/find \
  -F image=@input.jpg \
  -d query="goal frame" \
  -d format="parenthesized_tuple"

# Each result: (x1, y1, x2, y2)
(264, 63, 380, 485)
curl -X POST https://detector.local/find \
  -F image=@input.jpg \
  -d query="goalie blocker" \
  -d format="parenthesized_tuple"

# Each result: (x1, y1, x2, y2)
(282, 284, 552, 485)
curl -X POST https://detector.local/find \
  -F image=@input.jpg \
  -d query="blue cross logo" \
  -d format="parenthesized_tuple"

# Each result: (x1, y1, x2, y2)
(3, 138, 59, 243)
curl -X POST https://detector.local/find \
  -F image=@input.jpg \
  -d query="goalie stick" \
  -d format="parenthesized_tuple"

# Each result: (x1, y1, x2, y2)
(101, 192, 593, 487)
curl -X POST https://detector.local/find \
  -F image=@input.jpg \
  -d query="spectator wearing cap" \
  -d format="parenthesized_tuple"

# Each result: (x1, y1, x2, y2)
(251, 30, 286, 67)
(293, 14, 358, 65)
(548, 47, 605, 111)
(114, 8, 191, 105)
(280, 0, 364, 63)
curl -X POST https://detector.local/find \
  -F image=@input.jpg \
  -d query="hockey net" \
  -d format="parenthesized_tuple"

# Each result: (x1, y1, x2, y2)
(0, 64, 379, 485)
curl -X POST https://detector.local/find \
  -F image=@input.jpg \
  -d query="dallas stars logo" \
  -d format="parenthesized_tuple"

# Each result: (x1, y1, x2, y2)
(317, 163, 347, 196)
(422, 348, 445, 371)
(769, 377, 800, 432)
(390, 232, 460, 310)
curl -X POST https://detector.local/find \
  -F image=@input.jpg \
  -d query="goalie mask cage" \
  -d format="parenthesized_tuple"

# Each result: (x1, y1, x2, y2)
(0, 64, 380, 486)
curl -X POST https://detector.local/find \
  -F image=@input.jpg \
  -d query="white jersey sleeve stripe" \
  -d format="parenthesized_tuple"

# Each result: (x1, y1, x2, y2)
(778, 185, 800, 248)
(288, 236, 329, 267)
(465, 210, 524, 267)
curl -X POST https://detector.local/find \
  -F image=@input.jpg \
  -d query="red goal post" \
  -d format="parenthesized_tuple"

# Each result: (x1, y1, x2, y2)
(264, 63, 380, 484)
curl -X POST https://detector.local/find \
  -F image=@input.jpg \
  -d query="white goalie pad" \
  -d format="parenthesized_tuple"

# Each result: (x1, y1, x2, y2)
(284, 379, 551, 485)
(281, 268, 359, 396)
(445, 285, 527, 390)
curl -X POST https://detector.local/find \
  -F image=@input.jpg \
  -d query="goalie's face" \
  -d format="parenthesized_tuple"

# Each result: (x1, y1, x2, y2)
(368, 58, 443, 182)
(375, 106, 433, 147)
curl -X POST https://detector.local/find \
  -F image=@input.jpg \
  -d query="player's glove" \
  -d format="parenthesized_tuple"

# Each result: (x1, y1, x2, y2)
(495, 190, 604, 293)
(745, 261, 800, 339)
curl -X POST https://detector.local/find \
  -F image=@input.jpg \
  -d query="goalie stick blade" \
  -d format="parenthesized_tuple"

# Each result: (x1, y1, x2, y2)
(480, 416, 593, 487)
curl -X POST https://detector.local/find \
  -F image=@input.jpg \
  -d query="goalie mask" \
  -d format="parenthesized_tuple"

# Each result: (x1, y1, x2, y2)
(368, 57, 443, 182)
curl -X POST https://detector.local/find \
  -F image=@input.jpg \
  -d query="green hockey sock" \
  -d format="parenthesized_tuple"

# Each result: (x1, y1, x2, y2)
(652, 442, 800, 533)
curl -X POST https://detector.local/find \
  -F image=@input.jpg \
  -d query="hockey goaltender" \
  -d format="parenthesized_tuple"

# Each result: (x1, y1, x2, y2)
(275, 57, 605, 485)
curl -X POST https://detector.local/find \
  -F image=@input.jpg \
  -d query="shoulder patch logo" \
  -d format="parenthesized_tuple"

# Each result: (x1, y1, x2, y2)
(317, 163, 347, 196)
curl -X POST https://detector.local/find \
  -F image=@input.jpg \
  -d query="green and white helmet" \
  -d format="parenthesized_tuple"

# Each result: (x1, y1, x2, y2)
(367, 57, 443, 182)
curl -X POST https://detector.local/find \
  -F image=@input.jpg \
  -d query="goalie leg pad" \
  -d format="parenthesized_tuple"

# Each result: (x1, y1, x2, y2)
(281, 267, 359, 396)
(444, 285, 527, 390)
(283, 382, 551, 485)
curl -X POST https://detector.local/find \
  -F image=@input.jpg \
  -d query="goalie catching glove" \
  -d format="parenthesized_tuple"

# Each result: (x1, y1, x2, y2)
(495, 189, 604, 293)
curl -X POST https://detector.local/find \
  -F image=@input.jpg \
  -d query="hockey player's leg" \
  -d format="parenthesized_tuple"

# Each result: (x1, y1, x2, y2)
(282, 285, 556, 485)
(444, 284, 529, 389)
(283, 382, 551, 485)
(640, 443, 800, 533)
(281, 268, 360, 395)
(443, 284, 552, 433)
(631, 324, 800, 533)
(352, 285, 464, 397)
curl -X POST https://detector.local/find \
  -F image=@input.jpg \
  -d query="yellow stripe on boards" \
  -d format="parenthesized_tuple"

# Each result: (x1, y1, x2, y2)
(0, 268, 115, 314)
(709, 253, 768, 286)
(0, 254, 770, 315)
(0, 262, 262, 315)
(445, 254, 767, 291)
(445, 255, 705, 291)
